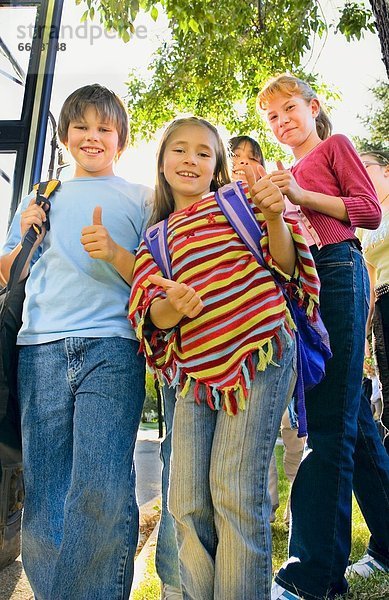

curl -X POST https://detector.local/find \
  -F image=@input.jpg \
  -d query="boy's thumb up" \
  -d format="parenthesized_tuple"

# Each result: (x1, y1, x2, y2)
(93, 206, 103, 226)
(276, 160, 286, 171)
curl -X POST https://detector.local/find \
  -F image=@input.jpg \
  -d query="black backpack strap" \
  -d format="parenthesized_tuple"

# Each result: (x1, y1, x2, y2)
(5, 179, 61, 304)
(34, 179, 61, 232)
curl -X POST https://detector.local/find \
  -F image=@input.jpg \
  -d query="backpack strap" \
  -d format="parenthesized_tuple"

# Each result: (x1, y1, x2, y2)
(33, 179, 61, 233)
(214, 181, 310, 436)
(215, 181, 266, 269)
(7, 179, 61, 293)
(143, 181, 264, 280)
(143, 219, 172, 279)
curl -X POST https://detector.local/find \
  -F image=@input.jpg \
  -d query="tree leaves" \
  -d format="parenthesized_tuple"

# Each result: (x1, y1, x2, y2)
(335, 2, 376, 41)
(123, 0, 331, 149)
(355, 81, 389, 151)
(76, 0, 377, 152)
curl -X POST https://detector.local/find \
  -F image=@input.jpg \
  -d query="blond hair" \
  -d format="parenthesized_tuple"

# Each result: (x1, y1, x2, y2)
(150, 117, 230, 225)
(258, 74, 332, 140)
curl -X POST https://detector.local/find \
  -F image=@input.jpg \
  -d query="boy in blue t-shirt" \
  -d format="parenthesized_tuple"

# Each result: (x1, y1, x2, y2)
(0, 84, 153, 600)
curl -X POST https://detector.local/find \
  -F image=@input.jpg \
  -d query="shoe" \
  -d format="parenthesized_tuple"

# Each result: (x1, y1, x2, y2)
(271, 581, 301, 599)
(345, 553, 389, 578)
(161, 582, 183, 599)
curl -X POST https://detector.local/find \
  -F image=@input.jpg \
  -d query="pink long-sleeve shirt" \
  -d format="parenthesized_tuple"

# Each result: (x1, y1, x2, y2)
(289, 134, 381, 248)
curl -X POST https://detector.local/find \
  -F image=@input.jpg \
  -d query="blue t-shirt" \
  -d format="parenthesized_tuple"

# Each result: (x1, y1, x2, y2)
(1, 176, 153, 344)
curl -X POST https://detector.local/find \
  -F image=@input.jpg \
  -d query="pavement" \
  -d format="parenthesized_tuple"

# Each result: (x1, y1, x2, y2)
(135, 426, 162, 506)
(0, 426, 162, 600)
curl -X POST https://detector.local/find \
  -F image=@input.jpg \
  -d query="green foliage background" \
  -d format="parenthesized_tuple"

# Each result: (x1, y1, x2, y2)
(78, 0, 379, 157)
(354, 81, 389, 153)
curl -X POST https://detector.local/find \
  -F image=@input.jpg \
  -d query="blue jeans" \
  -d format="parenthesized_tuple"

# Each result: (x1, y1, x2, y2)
(155, 384, 181, 589)
(18, 337, 145, 600)
(276, 241, 389, 600)
(169, 325, 296, 600)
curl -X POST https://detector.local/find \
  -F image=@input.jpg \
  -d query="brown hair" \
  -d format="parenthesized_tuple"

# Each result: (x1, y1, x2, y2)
(359, 150, 389, 166)
(150, 117, 230, 225)
(58, 84, 129, 155)
(258, 74, 332, 141)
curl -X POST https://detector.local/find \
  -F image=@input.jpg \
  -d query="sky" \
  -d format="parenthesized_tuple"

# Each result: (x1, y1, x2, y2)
(0, 0, 387, 246)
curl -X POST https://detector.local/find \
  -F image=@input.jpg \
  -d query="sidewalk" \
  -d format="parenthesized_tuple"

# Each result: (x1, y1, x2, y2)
(0, 554, 33, 600)
(0, 499, 162, 600)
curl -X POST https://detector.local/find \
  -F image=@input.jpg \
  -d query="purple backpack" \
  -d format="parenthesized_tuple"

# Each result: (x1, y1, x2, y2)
(143, 181, 332, 436)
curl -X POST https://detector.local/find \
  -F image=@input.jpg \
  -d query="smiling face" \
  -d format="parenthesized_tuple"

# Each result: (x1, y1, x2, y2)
(266, 93, 321, 159)
(230, 141, 263, 182)
(162, 124, 218, 210)
(65, 106, 120, 178)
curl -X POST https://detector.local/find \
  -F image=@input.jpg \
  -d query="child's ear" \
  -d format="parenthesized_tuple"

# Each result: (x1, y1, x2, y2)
(311, 98, 320, 118)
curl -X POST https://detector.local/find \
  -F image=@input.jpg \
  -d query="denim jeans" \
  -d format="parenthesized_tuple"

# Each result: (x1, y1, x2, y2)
(155, 384, 181, 589)
(18, 337, 145, 600)
(276, 241, 389, 600)
(169, 325, 296, 600)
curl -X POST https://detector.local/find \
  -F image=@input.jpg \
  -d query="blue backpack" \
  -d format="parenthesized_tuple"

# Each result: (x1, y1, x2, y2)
(143, 181, 332, 436)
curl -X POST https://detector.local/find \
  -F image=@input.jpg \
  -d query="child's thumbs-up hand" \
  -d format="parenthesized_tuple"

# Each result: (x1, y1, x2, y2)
(268, 160, 304, 206)
(242, 163, 285, 222)
(148, 273, 204, 319)
(92, 206, 103, 226)
(81, 206, 117, 262)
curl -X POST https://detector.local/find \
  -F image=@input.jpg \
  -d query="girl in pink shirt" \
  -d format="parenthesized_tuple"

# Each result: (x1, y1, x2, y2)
(258, 74, 389, 600)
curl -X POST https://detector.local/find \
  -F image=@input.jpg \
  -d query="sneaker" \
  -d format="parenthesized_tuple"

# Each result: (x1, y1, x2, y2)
(345, 553, 389, 578)
(161, 582, 183, 600)
(271, 582, 301, 599)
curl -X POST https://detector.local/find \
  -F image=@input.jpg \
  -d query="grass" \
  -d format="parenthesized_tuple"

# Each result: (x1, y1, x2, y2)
(139, 421, 160, 430)
(132, 552, 161, 600)
(132, 445, 389, 599)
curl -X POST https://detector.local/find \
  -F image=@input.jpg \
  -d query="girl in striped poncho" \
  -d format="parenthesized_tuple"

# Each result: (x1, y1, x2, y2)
(129, 117, 320, 600)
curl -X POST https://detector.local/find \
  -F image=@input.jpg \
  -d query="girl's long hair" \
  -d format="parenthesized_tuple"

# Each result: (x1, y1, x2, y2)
(258, 74, 332, 141)
(150, 117, 230, 225)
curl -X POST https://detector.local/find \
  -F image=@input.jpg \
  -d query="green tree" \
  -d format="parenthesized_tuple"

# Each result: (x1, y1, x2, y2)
(354, 81, 389, 152)
(78, 1, 382, 150)
(142, 370, 158, 422)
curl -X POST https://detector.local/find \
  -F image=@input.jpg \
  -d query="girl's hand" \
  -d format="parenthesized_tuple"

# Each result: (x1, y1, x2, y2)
(21, 197, 47, 244)
(81, 206, 118, 262)
(148, 274, 204, 319)
(268, 161, 305, 206)
(243, 164, 285, 221)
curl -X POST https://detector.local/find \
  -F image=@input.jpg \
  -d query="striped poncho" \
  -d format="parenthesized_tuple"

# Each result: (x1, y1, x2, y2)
(129, 188, 320, 415)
